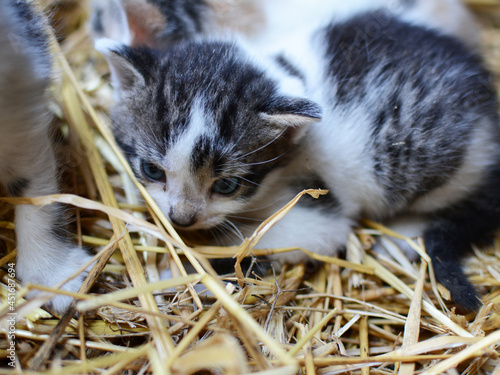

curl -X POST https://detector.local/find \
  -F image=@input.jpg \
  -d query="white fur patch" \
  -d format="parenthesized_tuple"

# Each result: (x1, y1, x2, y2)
(253, 0, 478, 49)
(94, 38, 124, 55)
(150, 99, 213, 227)
(258, 203, 353, 264)
(164, 97, 212, 173)
(304, 103, 388, 218)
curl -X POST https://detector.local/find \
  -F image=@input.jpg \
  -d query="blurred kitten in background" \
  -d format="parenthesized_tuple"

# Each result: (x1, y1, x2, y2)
(92, 0, 480, 50)
(0, 0, 92, 312)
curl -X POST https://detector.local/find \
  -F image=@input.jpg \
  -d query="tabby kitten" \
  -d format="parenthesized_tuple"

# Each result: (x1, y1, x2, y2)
(0, 0, 92, 312)
(96, 5, 500, 312)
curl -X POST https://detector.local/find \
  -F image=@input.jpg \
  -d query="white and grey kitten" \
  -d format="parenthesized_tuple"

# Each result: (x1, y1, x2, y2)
(0, 0, 92, 312)
(91, 0, 480, 50)
(95, 5, 500, 312)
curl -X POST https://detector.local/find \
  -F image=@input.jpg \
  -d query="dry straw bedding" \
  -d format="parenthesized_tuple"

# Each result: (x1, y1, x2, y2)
(1, 0, 500, 373)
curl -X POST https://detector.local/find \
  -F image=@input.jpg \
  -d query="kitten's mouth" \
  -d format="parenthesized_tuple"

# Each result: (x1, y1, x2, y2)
(172, 222, 203, 231)
(170, 217, 222, 231)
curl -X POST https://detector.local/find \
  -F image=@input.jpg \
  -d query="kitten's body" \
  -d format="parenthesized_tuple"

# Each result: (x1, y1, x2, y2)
(96, 4, 499, 311)
(0, 0, 91, 312)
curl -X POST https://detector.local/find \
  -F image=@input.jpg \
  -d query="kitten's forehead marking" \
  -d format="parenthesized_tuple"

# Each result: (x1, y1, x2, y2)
(164, 97, 213, 173)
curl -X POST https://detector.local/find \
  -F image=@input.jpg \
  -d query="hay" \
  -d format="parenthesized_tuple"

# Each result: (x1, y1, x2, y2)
(1, 0, 500, 373)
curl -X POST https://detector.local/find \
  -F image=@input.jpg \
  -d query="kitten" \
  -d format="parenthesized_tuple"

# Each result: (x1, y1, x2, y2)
(95, 8, 500, 312)
(0, 0, 92, 312)
(91, 0, 480, 50)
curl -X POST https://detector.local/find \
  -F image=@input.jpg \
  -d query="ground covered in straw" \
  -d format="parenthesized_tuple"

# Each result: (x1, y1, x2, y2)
(1, 0, 500, 373)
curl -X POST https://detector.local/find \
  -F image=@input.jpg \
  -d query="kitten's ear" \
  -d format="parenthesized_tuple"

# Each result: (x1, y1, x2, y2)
(262, 97, 322, 142)
(121, 0, 167, 48)
(90, 0, 165, 48)
(95, 39, 146, 96)
(91, 1, 149, 96)
(90, 0, 131, 45)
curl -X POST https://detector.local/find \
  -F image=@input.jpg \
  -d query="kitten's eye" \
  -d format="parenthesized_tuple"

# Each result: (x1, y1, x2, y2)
(212, 177, 240, 195)
(141, 161, 166, 182)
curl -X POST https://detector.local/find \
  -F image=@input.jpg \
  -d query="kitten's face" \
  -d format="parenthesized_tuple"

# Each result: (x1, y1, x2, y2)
(98, 40, 321, 230)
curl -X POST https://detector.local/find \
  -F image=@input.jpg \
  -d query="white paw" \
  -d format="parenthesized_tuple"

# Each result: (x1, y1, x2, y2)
(19, 246, 94, 314)
(45, 266, 91, 313)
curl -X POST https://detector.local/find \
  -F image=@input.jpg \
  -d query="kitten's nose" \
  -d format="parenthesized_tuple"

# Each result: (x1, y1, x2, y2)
(169, 211, 197, 228)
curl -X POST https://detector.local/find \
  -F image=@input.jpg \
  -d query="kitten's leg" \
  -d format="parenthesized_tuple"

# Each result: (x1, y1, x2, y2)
(423, 173, 500, 312)
(14, 160, 90, 312)
(0, 1, 93, 313)
(255, 203, 353, 265)
(8, 141, 94, 313)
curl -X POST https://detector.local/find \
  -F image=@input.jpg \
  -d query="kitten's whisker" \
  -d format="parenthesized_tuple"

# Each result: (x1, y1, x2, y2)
(217, 129, 262, 162)
(245, 152, 287, 166)
(225, 214, 263, 222)
(217, 221, 243, 243)
(222, 220, 245, 242)
(208, 227, 223, 247)
(218, 224, 239, 245)
(213, 224, 230, 244)
(238, 176, 261, 187)
(228, 220, 256, 235)
(234, 196, 289, 214)
(234, 129, 287, 161)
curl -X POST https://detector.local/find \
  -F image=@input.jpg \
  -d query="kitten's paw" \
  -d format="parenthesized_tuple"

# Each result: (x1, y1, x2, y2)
(44, 265, 92, 313)
(19, 246, 94, 314)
